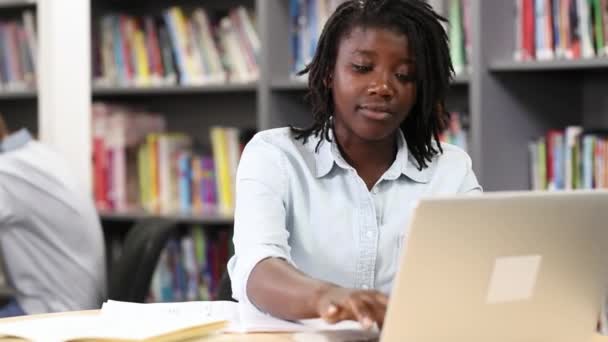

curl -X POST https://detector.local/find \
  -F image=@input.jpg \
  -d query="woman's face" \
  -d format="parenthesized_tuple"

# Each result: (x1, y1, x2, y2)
(331, 26, 417, 143)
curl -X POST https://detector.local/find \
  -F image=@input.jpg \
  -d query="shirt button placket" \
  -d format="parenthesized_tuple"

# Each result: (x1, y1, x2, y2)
(357, 195, 377, 290)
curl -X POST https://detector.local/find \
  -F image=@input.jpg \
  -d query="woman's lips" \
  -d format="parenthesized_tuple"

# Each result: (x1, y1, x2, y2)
(358, 105, 393, 121)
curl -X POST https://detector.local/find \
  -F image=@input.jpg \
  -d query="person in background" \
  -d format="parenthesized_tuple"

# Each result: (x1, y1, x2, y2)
(0, 115, 106, 317)
(228, 0, 481, 329)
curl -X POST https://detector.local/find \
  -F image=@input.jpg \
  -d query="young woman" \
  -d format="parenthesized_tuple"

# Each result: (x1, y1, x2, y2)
(228, 0, 481, 328)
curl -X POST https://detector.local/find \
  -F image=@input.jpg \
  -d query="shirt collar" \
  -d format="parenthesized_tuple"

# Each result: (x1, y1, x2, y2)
(313, 129, 433, 183)
(1, 129, 32, 152)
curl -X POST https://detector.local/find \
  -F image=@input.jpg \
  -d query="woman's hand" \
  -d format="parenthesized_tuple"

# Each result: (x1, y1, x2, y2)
(315, 285, 389, 329)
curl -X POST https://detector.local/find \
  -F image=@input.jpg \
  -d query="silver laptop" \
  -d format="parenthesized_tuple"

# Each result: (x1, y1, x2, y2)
(381, 191, 608, 342)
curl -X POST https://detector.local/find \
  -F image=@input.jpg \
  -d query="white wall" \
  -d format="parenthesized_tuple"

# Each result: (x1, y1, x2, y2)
(38, 0, 92, 191)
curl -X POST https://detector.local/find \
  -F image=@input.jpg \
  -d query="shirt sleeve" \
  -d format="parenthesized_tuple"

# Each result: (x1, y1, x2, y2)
(227, 134, 295, 306)
(458, 155, 483, 194)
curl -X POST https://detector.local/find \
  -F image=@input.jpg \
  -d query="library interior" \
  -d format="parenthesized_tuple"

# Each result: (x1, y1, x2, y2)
(0, 0, 607, 341)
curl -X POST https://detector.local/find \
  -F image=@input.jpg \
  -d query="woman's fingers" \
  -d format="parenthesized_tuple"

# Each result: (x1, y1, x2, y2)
(346, 296, 375, 329)
(321, 303, 343, 323)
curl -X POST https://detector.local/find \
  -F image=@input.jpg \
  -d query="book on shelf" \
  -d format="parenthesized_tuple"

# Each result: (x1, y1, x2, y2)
(289, 0, 346, 77)
(91, 102, 255, 217)
(514, 0, 608, 61)
(0, 9, 37, 91)
(529, 126, 608, 190)
(447, 0, 472, 76)
(93, 5, 259, 88)
(146, 226, 232, 303)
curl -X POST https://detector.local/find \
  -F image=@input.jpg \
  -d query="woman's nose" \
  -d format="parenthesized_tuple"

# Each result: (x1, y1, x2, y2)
(367, 72, 395, 98)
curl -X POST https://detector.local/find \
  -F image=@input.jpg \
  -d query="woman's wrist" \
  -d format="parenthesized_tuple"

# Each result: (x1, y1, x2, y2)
(312, 282, 338, 313)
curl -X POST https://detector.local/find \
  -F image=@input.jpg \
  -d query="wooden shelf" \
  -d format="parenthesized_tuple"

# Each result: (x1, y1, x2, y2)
(98, 210, 234, 225)
(490, 58, 608, 72)
(0, 89, 36, 99)
(92, 83, 257, 96)
(0, 0, 35, 8)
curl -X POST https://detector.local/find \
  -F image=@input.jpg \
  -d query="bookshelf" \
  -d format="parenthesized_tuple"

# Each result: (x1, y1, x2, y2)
(88, 0, 475, 226)
(476, 0, 608, 191)
(6, 0, 604, 210)
(6, 1, 604, 226)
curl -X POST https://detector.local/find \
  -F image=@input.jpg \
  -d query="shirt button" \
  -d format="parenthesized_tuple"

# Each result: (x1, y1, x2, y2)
(366, 230, 374, 239)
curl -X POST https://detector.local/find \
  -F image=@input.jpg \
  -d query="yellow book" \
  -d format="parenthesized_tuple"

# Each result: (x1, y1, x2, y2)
(134, 29, 151, 86)
(210, 127, 233, 215)
(169, 7, 201, 85)
(147, 134, 160, 213)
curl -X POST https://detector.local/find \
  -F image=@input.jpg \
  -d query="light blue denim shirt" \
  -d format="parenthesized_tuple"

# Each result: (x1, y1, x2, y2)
(228, 127, 481, 307)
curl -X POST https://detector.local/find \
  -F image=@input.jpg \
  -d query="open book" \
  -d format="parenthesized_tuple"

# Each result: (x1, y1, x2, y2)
(0, 300, 377, 341)
(0, 310, 228, 341)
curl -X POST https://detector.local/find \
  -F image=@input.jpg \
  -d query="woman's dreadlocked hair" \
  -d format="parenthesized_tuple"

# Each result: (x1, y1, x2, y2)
(291, 0, 452, 170)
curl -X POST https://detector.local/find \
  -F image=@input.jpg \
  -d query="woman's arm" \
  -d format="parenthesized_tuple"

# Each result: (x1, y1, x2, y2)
(247, 257, 332, 319)
(248, 257, 388, 328)
(229, 134, 387, 327)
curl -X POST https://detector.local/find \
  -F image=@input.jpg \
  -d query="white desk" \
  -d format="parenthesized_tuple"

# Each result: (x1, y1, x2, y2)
(1, 310, 608, 341)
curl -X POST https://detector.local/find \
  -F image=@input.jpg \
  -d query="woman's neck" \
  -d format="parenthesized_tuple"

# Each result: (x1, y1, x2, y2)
(333, 125, 398, 189)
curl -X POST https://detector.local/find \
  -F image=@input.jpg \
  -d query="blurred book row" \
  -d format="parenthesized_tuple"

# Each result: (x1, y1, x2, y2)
(515, 0, 608, 61)
(439, 112, 469, 152)
(147, 227, 232, 302)
(92, 102, 255, 217)
(529, 126, 608, 190)
(428, 0, 472, 75)
(289, 0, 345, 77)
(93, 5, 259, 87)
(290, 0, 471, 77)
(0, 10, 36, 90)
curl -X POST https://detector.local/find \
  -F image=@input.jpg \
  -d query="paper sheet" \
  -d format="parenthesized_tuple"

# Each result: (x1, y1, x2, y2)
(102, 300, 369, 333)
(0, 305, 227, 341)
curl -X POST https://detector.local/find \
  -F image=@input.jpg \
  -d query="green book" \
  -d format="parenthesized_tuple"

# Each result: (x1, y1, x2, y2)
(449, 0, 465, 75)
(593, 0, 605, 54)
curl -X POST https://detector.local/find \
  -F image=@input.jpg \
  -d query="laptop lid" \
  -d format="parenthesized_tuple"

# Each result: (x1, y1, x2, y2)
(381, 191, 608, 342)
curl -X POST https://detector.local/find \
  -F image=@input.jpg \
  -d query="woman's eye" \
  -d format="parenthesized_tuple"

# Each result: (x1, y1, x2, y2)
(351, 64, 372, 73)
(396, 73, 415, 82)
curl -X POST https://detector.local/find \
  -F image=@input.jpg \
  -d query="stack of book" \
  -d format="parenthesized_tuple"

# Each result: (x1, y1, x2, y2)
(514, 0, 608, 61)
(92, 102, 254, 216)
(93, 5, 259, 87)
(529, 126, 608, 190)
